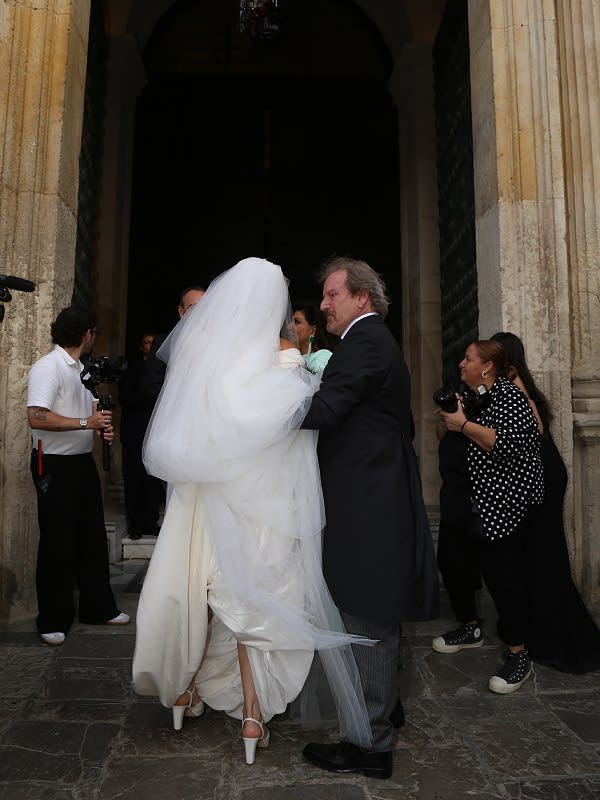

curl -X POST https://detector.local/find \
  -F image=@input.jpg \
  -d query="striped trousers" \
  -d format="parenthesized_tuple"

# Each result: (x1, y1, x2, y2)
(340, 610, 400, 752)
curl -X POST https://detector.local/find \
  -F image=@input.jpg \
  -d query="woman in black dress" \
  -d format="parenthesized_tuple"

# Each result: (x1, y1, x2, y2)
(491, 332, 600, 673)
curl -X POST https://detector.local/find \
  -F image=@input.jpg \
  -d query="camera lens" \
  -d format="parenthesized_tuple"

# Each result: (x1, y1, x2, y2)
(433, 388, 458, 413)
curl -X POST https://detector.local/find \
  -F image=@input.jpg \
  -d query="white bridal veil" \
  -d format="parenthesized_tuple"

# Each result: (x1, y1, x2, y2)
(142, 257, 373, 748)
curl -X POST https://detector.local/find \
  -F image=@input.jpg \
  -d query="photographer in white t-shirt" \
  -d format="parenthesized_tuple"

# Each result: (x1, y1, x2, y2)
(27, 306, 130, 646)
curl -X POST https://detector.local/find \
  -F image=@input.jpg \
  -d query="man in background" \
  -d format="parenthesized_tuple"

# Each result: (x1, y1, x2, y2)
(119, 331, 164, 539)
(142, 285, 205, 406)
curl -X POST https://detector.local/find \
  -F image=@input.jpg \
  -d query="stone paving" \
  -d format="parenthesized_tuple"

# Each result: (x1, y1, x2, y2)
(1, 560, 600, 799)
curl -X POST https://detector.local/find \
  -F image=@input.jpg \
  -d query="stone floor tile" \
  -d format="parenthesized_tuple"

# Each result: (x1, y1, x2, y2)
(440, 687, 548, 722)
(96, 757, 220, 800)
(0, 746, 82, 784)
(383, 745, 507, 799)
(53, 633, 135, 660)
(531, 662, 600, 695)
(0, 632, 45, 646)
(0, 784, 74, 799)
(42, 664, 134, 702)
(499, 777, 600, 799)
(115, 702, 235, 757)
(395, 698, 462, 749)
(462, 710, 600, 779)
(239, 786, 367, 799)
(4, 720, 88, 754)
(546, 695, 600, 743)
(25, 699, 129, 724)
(80, 722, 121, 763)
(0, 700, 28, 735)
(0, 648, 54, 698)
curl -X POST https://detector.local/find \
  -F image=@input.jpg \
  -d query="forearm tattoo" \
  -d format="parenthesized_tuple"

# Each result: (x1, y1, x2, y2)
(32, 407, 48, 421)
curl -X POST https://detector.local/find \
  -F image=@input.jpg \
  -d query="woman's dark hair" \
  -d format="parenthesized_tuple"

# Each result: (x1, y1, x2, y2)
(292, 300, 338, 352)
(491, 331, 552, 430)
(471, 339, 510, 379)
(51, 306, 97, 348)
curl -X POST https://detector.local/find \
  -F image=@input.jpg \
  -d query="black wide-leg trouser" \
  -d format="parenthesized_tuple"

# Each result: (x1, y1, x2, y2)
(31, 451, 118, 634)
(436, 518, 482, 623)
(479, 511, 535, 647)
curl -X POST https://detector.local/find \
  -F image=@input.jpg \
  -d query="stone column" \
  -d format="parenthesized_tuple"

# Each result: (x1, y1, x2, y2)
(0, 0, 91, 619)
(556, 0, 600, 602)
(467, 1, 600, 600)
(389, 45, 442, 508)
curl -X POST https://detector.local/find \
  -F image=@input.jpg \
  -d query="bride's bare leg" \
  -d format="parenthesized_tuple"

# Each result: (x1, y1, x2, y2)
(174, 675, 201, 707)
(238, 642, 263, 738)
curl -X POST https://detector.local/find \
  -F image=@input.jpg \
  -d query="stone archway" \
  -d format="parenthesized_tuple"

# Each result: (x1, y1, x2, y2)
(3, 0, 599, 621)
(0, 0, 447, 618)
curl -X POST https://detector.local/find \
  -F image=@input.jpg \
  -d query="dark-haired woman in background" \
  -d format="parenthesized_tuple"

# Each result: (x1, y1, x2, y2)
(491, 332, 600, 673)
(292, 302, 336, 377)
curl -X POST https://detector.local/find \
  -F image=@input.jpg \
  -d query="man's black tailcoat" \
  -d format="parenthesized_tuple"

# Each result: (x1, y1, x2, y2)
(302, 315, 439, 624)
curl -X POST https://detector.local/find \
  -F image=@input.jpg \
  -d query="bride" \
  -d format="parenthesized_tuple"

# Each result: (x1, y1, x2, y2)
(132, 257, 372, 764)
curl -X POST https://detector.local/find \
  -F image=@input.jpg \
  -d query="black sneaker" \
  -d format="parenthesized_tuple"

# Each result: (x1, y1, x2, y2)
(489, 648, 532, 694)
(432, 622, 484, 653)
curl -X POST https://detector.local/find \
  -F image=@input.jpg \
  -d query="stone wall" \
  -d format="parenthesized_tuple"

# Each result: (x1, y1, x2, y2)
(468, 0, 600, 602)
(0, 0, 91, 620)
(555, 0, 600, 601)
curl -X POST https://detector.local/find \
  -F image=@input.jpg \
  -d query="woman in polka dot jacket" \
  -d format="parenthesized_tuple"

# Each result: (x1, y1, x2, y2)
(436, 340, 544, 694)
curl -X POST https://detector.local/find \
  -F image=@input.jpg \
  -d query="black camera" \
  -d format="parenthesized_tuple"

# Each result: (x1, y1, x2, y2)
(80, 355, 127, 394)
(433, 382, 491, 417)
(0, 274, 36, 322)
(432, 387, 459, 413)
(80, 355, 128, 470)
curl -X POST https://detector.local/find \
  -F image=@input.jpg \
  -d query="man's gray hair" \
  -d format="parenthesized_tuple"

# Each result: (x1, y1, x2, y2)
(318, 257, 390, 318)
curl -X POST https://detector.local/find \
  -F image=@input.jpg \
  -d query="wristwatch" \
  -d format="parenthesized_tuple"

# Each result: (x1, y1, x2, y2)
(79, 418, 88, 429)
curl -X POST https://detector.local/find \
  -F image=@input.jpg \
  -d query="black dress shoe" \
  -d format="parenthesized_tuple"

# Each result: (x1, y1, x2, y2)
(128, 530, 142, 540)
(390, 698, 405, 729)
(303, 741, 393, 779)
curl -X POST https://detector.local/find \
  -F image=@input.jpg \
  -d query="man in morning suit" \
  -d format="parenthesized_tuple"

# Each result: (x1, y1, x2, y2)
(301, 257, 439, 780)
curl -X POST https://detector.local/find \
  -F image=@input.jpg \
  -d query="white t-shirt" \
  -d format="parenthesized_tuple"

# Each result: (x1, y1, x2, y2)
(27, 345, 95, 455)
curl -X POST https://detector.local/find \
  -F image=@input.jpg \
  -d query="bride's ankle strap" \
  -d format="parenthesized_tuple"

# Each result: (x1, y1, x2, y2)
(242, 716, 263, 729)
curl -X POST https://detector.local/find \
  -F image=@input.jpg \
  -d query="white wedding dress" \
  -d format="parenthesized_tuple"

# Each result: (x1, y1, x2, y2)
(133, 349, 316, 720)
(131, 258, 372, 746)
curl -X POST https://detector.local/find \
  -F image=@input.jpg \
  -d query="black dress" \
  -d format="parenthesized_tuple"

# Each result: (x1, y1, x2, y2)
(436, 421, 600, 672)
(526, 432, 600, 673)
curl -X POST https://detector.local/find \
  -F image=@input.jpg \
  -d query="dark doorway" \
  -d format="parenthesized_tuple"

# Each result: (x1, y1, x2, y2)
(126, 1, 401, 354)
(433, 0, 478, 388)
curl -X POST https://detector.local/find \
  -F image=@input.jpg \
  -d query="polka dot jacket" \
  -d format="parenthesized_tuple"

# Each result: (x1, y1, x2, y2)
(467, 376, 544, 541)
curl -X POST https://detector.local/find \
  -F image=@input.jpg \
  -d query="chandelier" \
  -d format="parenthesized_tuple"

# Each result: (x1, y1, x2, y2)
(239, 0, 281, 40)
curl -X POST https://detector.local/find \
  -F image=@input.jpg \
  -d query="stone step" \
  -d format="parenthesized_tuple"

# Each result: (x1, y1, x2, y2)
(109, 510, 440, 562)
(121, 536, 158, 559)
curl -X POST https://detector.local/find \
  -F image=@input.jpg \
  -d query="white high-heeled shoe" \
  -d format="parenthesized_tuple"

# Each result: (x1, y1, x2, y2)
(241, 717, 270, 765)
(172, 688, 206, 730)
